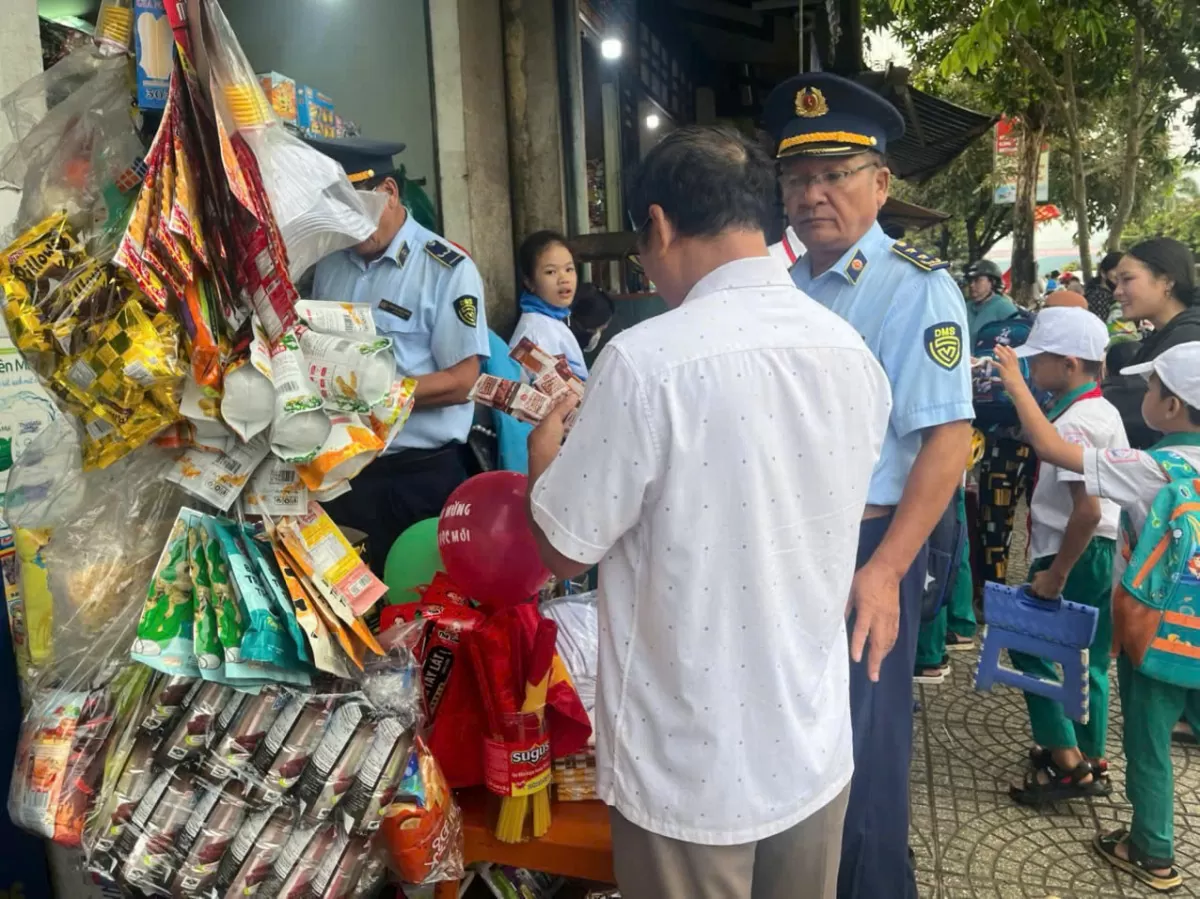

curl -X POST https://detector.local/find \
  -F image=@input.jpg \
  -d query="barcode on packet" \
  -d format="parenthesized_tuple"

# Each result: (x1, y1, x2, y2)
(269, 468, 296, 486)
(275, 380, 301, 394)
(214, 454, 242, 474)
(346, 572, 372, 597)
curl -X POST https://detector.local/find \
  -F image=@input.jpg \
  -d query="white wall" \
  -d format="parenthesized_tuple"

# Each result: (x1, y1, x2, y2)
(218, 0, 438, 207)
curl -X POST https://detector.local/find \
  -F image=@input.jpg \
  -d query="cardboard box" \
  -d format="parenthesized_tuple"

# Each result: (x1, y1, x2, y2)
(297, 85, 336, 139)
(133, 0, 171, 110)
(258, 71, 298, 125)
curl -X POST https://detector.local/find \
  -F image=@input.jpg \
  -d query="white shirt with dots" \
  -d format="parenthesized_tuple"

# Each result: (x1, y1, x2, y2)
(531, 255, 892, 846)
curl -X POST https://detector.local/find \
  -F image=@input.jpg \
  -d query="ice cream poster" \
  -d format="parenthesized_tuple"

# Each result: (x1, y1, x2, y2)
(135, 0, 173, 110)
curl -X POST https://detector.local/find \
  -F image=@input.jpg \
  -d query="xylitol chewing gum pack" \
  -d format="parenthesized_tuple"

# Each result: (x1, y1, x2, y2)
(134, 0, 172, 110)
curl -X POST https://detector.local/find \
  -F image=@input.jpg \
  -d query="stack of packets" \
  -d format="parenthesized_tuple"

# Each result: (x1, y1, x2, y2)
(159, 300, 416, 517)
(8, 644, 465, 895)
(552, 752, 598, 803)
(469, 338, 585, 429)
(132, 503, 387, 687)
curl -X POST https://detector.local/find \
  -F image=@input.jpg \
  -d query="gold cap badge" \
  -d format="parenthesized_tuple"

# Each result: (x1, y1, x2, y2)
(795, 87, 829, 118)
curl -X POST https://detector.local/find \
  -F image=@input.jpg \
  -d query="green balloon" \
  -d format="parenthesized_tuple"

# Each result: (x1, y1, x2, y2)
(384, 518, 445, 605)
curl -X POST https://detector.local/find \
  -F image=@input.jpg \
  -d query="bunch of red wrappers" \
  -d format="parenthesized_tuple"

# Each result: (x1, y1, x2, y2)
(469, 337, 586, 429)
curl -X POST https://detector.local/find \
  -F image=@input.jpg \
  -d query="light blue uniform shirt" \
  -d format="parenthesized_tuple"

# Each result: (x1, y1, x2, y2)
(792, 222, 973, 505)
(313, 214, 490, 451)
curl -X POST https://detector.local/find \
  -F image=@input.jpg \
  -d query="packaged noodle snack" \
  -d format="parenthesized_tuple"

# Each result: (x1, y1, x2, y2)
(295, 413, 383, 491)
(166, 432, 270, 511)
(242, 455, 308, 518)
(296, 300, 377, 335)
(269, 329, 330, 463)
(131, 509, 200, 677)
(298, 325, 395, 413)
(367, 377, 417, 447)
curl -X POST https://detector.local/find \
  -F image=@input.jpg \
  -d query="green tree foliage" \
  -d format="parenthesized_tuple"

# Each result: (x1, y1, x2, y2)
(1123, 177, 1200, 252)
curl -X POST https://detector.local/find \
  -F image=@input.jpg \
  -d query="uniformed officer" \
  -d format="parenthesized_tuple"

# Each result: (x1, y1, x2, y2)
(307, 137, 490, 569)
(764, 74, 974, 899)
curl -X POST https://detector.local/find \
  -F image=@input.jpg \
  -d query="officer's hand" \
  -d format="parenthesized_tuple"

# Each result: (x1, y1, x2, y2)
(993, 345, 1027, 394)
(847, 559, 900, 682)
(528, 396, 575, 467)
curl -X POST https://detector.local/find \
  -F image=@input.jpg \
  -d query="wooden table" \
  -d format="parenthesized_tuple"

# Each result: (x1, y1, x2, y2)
(433, 788, 614, 898)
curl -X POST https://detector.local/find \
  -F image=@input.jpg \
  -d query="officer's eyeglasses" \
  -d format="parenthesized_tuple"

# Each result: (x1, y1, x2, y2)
(779, 160, 880, 193)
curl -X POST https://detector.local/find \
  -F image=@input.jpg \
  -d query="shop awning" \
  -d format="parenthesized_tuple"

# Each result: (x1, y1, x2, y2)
(879, 197, 950, 233)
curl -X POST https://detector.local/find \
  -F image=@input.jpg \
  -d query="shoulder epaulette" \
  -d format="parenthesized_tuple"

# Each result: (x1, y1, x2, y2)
(425, 239, 464, 269)
(891, 240, 950, 272)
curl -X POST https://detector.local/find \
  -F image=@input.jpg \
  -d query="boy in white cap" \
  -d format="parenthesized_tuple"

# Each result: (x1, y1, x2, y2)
(1003, 307, 1128, 805)
(995, 339, 1200, 892)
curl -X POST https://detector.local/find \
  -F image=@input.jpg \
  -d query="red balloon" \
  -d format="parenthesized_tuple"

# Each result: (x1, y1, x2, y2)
(438, 471, 551, 608)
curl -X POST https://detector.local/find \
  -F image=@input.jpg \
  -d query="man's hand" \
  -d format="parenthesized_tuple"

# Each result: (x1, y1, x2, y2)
(993, 345, 1030, 398)
(847, 559, 901, 682)
(1030, 567, 1068, 600)
(527, 397, 575, 474)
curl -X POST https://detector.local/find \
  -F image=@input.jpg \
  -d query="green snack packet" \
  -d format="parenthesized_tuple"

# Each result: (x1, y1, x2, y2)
(131, 511, 200, 677)
(241, 529, 313, 668)
(188, 513, 225, 680)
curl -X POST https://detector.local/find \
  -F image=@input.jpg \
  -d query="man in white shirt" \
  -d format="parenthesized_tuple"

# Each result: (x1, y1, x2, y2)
(524, 126, 892, 899)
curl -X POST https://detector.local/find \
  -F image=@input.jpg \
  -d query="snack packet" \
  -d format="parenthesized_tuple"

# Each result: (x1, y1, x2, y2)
(136, 675, 199, 735)
(155, 682, 233, 767)
(366, 377, 417, 447)
(277, 502, 386, 619)
(179, 375, 238, 452)
(272, 544, 350, 679)
(259, 822, 337, 897)
(168, 780, 248, 897)
(242, 531, 312, 666)
(340, 718, 412, 835)
(381, 737, 465, 884)
(249, 694, 338, 807)
(214, 803, 295, 897)
(2, 273, 53, 355)
(8, 687, 90, 840)
(166, 432, 270, 511)
(310, 832, 375, 899)
(269, 329, 330, 464)
(119, 767, 200, 895)
(312, 480, 352, 503)
(298, 326, 395, 413)
(295, 700, 371, 822)
(468, 374, 553, 425)
(296, 300, 376, 335)
(188, 514, 225, 678)
(295, 413, 383, 490)
(221, 354, 273, 441)
(86, 732, 158, 875)
(200, 687, 287, 783)
(131, 510, 200, 677)
(241, 455, 308, 517)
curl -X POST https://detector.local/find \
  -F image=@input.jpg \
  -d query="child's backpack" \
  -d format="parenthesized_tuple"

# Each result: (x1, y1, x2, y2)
(1118, 450, 1200, 688)
(971, 309, 1042, 430)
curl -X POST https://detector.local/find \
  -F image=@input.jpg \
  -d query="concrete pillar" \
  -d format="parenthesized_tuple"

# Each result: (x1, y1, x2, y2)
(0, 0, 43, 238)
(501, 0, 567, 242)
(430, 0, 518, 332)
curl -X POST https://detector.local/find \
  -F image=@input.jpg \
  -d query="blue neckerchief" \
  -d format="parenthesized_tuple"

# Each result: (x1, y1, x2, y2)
(519, 291, 571, 321)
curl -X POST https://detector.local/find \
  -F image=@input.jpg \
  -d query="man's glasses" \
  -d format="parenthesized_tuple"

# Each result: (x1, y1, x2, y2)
(779, 160, 879, 193)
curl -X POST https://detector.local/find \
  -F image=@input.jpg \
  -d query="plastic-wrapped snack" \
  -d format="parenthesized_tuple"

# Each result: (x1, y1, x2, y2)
(168, 780, 249, 897)
(249, 693, 338, 807)
(295, 413, 383, 491)
(201, 687, 286, 783)
(4, 211, 80, 286)
(268, 329, 330, 464)
(131, 509, 200, 677)
(220, 320, 273, 441)
(258, 822, 336, 898)
(166, 433, 270, 512)
(380, 737, 465, 884)
(367, 377, 417, 447)
(188, 514, 224, 678)
(137, 675, 199, 735)
(241, 455, 308, 518)
(214, 803, 295, 897)
(45, 257, 108, 354)
(86, 731, 158, 873)
(277, 502, 386, 620)
(312, 479, 351, 503)
(2, 273, 52, 355)
(346, 848, 389, 899)
(51, 683, 119, 846)
(295, 300, 376, 335)
(180, 279, 223, 393)
(296, 701, 373, 823)
(202, 516, 258, 686)
(8, 686, 90, 840)
(468, 374, 553, 425)
(179, 376, 237, 453)
(155, 681, 233, 767)
(119, 767, 200, 896)
(242, 531, 311, 667)
(340, 718, 412, 835)
(211, 519, 310, 686)
(310, 831, 375, 899)
(298, 326, 395, 413)
(272, 544, 350, 679)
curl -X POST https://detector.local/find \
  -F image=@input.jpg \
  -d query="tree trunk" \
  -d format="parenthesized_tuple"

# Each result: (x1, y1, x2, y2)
(1010, 119, 1044, 307)
(1107, 22, 1145, 252)
(1062, 49, 1094, 281)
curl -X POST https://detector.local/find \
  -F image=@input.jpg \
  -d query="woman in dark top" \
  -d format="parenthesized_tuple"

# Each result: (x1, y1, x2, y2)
(1103, 238, 1200, 449)
(1085, 251, 1122, 320)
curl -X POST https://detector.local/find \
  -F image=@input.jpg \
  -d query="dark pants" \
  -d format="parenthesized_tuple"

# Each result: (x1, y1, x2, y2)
(320, 444, 469, 575)
(837, 515, 927, 899)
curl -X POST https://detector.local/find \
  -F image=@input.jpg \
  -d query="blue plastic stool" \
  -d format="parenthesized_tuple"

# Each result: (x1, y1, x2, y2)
(973, 582, 1099, 723)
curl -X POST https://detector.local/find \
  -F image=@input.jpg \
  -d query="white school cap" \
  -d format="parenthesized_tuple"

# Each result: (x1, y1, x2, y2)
(1014, 306, 1109, 362)
(1121, 342, 1200, 409)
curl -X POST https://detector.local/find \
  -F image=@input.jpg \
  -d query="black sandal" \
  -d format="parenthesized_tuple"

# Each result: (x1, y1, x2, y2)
(1009, 756, 1110, 806)
(1094, 827, 1182, 892)
(1025, 748, 1112, 795)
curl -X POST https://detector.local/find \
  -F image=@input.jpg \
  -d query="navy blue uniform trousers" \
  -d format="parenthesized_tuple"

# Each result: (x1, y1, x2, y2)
(837, 515, 926, 899)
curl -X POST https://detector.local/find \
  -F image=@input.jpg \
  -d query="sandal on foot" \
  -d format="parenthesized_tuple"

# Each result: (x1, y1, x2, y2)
(1009, 758, 1109, 806)
(1093, 828, 1182, 892)
(945, 632, 975, 652)
(1171, 719, 1198, 746)
(1025, 750, 1113, 797)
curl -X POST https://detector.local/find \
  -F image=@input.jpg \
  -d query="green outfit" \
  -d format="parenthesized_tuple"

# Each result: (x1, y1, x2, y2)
(965, 291, 1019, 343)
(1010, 538, 1114, 758)
(1117, 654, 1200, 861)
(916, 490, 975, 667)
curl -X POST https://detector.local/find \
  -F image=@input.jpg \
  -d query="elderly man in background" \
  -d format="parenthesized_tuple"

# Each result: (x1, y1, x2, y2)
(525, 125, 891, 899)
(765, 73, 974, 899)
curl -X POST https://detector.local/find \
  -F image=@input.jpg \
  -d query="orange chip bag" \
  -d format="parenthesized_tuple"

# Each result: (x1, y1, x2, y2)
(380, 738, 464, 884)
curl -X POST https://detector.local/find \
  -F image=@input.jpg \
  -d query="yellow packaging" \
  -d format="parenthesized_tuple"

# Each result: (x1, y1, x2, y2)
(13, 529, 54, 674)
(2, 276, 51, 354)
(367, 377, 417, 446)
(295, 414, 383, 491)
(0, 211, 70, 265)
(48, 259, 109, 353)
